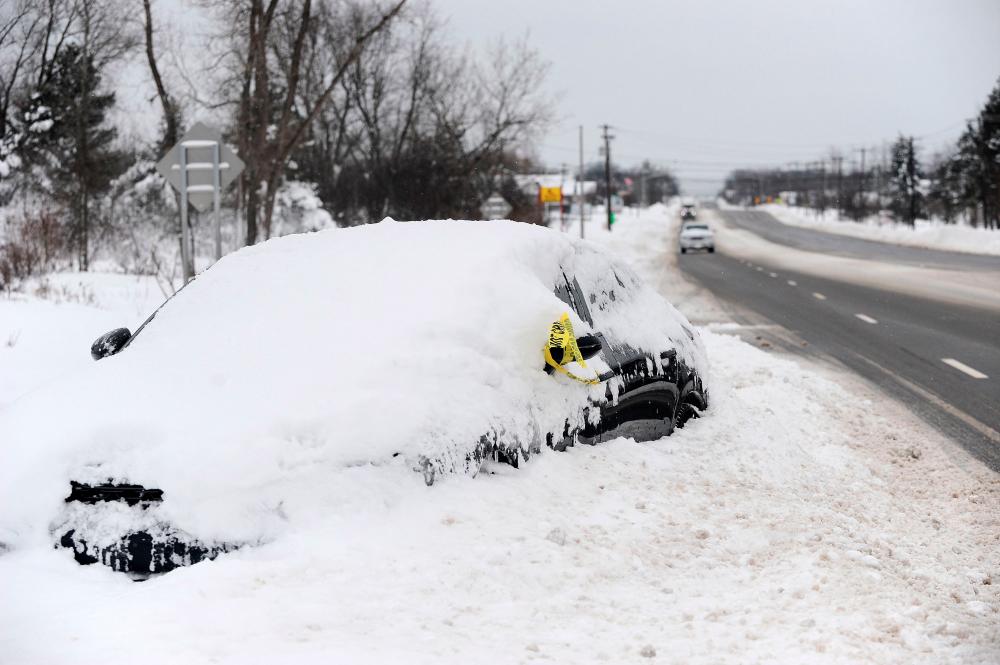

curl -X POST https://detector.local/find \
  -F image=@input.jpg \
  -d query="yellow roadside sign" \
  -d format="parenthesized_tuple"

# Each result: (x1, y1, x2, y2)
(538, 186, 562, 203)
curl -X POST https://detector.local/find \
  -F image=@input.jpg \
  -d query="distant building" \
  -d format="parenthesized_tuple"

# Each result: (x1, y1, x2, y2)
(513, 174, 598, 224)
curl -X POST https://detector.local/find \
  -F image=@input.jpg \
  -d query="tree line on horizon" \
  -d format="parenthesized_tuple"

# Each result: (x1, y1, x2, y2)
(719, 78, 1000, 229)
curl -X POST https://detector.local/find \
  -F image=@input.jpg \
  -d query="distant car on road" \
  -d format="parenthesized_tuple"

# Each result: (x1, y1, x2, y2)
(679, 222, 715, 253)
(680, 198, 698, 221)
(0, 220, 710, 577)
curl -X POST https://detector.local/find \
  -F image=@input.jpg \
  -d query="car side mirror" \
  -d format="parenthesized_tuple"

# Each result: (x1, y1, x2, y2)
(576, 335, 601, 361)
(545, 334, 603, 373)
(91, 327, 131, 361)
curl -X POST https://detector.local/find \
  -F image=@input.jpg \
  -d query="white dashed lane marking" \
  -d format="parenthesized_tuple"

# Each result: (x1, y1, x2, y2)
(769, 272, 778, 278)
(941, 358, 989, 379)
(787, 280, 797, 286)
(812, 292, 827, 300)
(855, 313, 878, 324)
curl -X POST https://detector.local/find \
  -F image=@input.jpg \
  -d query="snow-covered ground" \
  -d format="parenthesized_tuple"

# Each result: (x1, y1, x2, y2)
(1, 209, 998, 664)
(749, 202, 1000, 257)
(0, 272, 164, 408)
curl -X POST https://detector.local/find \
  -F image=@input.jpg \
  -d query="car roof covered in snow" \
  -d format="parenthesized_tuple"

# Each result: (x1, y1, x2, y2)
(0, 219, 704, 548)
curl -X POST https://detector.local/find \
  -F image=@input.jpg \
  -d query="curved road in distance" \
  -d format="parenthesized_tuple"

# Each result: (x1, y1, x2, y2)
(718, 208, 1000, 272)
(680, 207, 1000, 472)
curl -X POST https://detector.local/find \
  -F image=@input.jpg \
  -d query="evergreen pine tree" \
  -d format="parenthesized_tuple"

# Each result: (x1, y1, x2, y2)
(977, 78, 1000, 228)
(18, 43, 129, 270)
(888, 135, 923, 226)
(952, 124, 985, 226)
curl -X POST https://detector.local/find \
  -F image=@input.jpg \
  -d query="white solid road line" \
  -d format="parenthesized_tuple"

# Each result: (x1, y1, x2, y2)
(787, 280, 797, 286)
(941, 358, 989, 379)
(813, 292, 827, 300)
(857, 355, 1000, 445)
(855, 313, 878, 324)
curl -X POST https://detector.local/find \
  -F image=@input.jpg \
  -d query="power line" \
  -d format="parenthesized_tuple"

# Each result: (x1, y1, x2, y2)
(536, 116, 973, 196)
(538, 142, 827, 170)
(614, 119, 968, 152)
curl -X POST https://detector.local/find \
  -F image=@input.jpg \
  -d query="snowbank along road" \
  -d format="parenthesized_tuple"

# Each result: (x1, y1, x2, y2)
(682, 206, 1000, 472)
(0, 207, 998, 664)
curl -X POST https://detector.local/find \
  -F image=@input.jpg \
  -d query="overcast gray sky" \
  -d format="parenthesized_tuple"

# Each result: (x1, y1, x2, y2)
(434, 0, 1000, 195)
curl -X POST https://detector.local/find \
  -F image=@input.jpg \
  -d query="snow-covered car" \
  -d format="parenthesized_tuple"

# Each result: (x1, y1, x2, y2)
(679, 222, 715, 253)
(0, 220, 708, 576)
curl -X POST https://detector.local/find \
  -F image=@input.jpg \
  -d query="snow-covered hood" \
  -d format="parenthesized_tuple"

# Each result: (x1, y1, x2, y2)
(0, 219, 705, 548)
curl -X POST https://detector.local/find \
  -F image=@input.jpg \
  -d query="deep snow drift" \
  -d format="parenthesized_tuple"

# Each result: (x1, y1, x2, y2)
(0, 208, 997, 664)
(755, 203, 1000, 257)
(0, 219, 705, 554)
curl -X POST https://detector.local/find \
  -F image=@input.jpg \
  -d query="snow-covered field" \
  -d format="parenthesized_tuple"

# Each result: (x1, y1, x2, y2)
(751, 203, 1000, 257)
(0, 272, 164, 408)
(1, 209, 998, 664)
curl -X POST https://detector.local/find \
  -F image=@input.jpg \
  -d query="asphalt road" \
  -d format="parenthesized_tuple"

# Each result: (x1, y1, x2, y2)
(719, 208, 1000, 271)
(680, 209, 1000, 471)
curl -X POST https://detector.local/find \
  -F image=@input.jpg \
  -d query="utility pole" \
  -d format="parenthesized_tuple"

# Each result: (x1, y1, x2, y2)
(907, 136, 918, 226)
(559, 163, 567, 230)
(856, 147, 866, 221)
(639, 163, 647, 209)
(873, 165, 881, 214)
(833, 156, 843, 217)
(790, 162, 800, 204)
(601, 124, 614, 231)
(873, 143, 883, 213)
(820, 161, 828, 217)
(809, 162, 819, 213)
(578, 125, 585, 239)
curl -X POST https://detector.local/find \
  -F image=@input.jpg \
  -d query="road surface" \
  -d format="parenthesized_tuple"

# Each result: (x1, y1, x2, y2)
(681, 208, 1000, 471)
(718, 208, 1000, 271)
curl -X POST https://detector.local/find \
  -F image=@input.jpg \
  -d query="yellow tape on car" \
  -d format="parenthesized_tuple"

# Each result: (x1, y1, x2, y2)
(544, 313, 600, 385)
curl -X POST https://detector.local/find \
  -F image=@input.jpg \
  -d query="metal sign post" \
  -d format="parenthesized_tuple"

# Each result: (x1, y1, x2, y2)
(156, 123, 245, 283)
(179, 140, 191, 280)
(212, 141, 221, 260)
(479, 192, 512, 220)
(538, 186, 562, 227)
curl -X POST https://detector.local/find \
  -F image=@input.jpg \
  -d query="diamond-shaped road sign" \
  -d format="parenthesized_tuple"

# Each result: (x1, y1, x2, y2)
(479, 192, 512, 220)
(155, 122, 245, 212)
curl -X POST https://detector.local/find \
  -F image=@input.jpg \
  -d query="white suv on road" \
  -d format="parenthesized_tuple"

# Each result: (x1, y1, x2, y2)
(679, 222, 715, 254)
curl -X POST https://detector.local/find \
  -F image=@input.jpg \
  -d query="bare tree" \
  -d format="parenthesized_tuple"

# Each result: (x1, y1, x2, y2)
(342, 2, 437, 218)
(231, 0, 406, 244)
(141, 0, 180, 151)
(0, 1, 40, 141)
(292, 14, 552, 223)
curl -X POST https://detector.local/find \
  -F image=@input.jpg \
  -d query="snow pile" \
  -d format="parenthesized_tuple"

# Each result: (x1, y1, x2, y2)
(760, 203, 1000, 257)
(1, 209, 997, 663)
(0, 219, 703, 552)
(0, 327, 996, 664)
(0, 273, 164, 408)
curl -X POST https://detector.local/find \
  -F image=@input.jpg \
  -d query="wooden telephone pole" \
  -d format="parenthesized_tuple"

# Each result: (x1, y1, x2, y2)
(601, 124, 614, 231)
